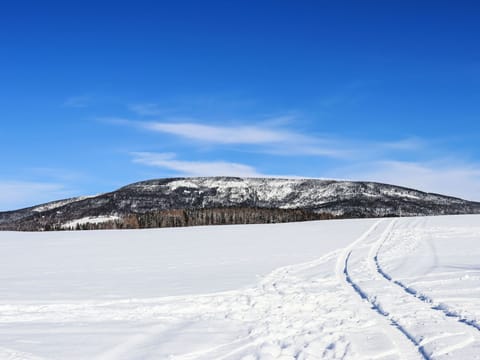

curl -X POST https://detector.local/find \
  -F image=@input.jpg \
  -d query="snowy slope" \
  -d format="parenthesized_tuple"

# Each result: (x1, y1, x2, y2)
(1, 177, 479, 231)
(1, 215, 480, 359)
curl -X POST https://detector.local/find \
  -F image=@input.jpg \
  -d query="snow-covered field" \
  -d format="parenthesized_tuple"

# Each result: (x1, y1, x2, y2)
(0, 215, 479, 359)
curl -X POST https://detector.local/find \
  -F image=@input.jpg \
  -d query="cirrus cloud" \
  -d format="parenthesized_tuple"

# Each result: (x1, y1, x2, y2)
(0, 181, 75, 211)
(107, 117, 357, 158)
(331, 160, 480, 201)
(131, 152, 263, 177)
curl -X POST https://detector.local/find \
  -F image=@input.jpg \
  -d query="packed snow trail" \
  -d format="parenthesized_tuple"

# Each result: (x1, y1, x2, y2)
(344, 219, 480, 359)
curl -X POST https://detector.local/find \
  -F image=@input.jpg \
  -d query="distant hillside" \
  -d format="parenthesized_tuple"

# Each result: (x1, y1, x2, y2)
(1, 177, 480, 231)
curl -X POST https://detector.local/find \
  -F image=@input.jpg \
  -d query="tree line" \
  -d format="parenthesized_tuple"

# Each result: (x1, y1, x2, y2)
(56, 207, 338, 231)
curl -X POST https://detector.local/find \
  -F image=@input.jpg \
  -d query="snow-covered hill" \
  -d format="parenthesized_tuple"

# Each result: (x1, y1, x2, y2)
(1, 177, 479, 231)
(1, 215, 480, 359)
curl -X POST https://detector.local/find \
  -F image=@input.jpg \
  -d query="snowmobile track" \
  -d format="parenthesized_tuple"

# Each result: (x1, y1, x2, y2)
(373, 222, 480, 333)
(341, 219, 480, 359)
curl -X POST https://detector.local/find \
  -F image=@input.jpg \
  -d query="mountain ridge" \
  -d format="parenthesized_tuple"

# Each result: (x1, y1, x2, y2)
(1, 177, 479, 231)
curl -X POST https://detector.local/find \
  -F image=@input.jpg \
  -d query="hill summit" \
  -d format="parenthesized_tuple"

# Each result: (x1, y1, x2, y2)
(1, 177, 479, 231)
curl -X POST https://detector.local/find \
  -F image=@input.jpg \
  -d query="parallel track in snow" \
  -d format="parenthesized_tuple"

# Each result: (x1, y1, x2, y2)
(343, 250, 430, 360)
(373, 220, 480, 336)
(341, 219, 480, 359)
(336, 221, 424, 360)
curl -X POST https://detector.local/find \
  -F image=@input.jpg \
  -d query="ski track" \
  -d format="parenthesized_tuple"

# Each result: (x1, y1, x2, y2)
(2, 217, 480, 359)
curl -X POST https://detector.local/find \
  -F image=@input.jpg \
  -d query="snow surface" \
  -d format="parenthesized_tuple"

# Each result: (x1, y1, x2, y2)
(0, 215, 480, 359)
(61, 215, 120, 229)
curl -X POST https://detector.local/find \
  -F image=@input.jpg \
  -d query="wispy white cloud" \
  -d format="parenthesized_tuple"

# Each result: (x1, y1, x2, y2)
(107, 116, 433, 161)
(141, 121, 296, 144)
(128, 103, 164, 116)
(379, 137, 425, 151)
(0, 181, 75, 211)
(108, 117, 354, 158)
(28, 167, 88, 182)
(131, 152, 263, 177)
(63, 95, 91, 108)
(333, 160, 480, 201)
(263, 143, 354, 158)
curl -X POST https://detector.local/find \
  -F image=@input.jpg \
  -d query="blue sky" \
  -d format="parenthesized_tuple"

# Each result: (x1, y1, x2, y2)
(1, 1, 480, 210)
